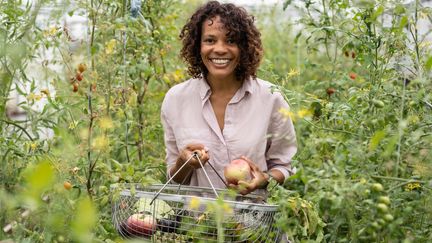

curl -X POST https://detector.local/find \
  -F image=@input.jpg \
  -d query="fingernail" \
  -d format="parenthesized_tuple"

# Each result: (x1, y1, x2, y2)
(204, 147, 209, 152)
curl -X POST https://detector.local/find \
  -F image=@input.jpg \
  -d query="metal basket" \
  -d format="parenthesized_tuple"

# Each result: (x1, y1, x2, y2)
(111, 153, 282, 242)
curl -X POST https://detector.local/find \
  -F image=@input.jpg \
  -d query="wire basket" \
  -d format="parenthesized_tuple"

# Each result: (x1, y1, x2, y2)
(111, 152, 282, 242)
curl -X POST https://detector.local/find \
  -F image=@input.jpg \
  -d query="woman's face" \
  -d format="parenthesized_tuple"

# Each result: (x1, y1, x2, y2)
(200, 16, 240, 82)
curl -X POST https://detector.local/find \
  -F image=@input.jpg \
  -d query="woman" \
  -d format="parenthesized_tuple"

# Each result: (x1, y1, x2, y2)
(161, 1, 297, 195)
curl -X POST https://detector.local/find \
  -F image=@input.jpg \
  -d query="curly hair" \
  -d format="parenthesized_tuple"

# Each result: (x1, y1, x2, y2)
(179, 1, 263, 82)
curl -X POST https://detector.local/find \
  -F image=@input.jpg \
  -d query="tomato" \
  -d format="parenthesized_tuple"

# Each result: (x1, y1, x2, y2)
(383, 214, 394, 221)
(376, 203, 388, 213)
(371, 221, 381, 230)
(326, 87, 336, 96)
(72, 82, 79, 92)
(378, 196, 391, 205)
(76, 72, 83, 81)
(372, 99, 385, 108)
(63, 181, 72, 190)
(371, 183, 384, 192)
(78, 63, 87, 73)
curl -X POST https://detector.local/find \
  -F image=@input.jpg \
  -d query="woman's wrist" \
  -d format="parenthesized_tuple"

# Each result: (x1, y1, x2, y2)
(259, 171, 277, 189)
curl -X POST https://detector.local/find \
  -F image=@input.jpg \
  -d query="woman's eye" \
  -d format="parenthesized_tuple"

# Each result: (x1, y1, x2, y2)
(203, 39, 214, 43)
(227, 39, 236, 44)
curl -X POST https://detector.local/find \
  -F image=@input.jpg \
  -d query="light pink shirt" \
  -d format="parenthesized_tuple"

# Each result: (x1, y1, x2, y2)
(161, 77, 297, 189)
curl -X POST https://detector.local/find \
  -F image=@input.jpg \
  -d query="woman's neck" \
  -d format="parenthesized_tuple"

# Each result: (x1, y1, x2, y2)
(206, 75, 242, 94)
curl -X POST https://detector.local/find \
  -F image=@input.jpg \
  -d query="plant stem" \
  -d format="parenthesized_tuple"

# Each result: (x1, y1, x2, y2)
(371, 175, 425, 183)
(1, 119, 34, 141)
(304, 119, 360, 137)
(121, 0, 130, 163)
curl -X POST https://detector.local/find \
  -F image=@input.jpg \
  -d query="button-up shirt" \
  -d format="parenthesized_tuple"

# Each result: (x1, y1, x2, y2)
(161, 77, 297, 189)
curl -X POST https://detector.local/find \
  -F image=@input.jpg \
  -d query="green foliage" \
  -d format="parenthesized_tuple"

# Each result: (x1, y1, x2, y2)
(1, 0, 431, 242)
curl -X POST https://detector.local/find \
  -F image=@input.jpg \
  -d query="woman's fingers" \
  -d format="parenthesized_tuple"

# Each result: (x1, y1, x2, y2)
(237, 180, 253, 195)
(186, 143, 205, 151)
(240, 156, 258, 169)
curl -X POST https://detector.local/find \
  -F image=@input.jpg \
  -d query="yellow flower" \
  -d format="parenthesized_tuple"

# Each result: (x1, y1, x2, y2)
(99, 117, 114, 130)
(222, 202, 233, 214)
(287, 68, 300, 78)
(173, 69, 184, 82)
(297, 109, 312, 118)
(68, 121, 77, 130)
(189, 197, 201, 210)
(43, 26, 58, 37)
(49, 26, 58, 36)
(419, 41, 431, 48)
(30, 142, 37, 150)
(404, 182, 421, 191)
(92, 136, 109, 151)
(279, 107, 295, 121)
(420, 11, 428, 19)
(40, 89, 50, 97)
(105, 39, 117, 55)
(26, 93, 36, 101)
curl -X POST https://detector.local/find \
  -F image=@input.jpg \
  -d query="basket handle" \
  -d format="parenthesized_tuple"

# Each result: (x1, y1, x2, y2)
(150, 151, 219, 205)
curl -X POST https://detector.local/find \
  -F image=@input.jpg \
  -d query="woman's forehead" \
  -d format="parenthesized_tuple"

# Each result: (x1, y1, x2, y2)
(203, 16, 226, 32)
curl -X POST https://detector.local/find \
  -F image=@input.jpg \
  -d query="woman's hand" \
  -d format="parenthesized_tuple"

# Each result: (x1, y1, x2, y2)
(228, 156, 268, 195)
(176, 143, 209, 169)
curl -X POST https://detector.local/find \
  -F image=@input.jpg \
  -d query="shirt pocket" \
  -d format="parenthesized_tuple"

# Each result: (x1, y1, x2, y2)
(175, 127, 215, 150)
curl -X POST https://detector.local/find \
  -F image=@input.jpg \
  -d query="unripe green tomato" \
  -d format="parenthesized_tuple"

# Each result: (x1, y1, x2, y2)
(383, 214, 394, 221)
(378, 196, 391, 205)
(408, 101, 416, 106)
(371, 221, 381, 230)
(364, 189, 371, 196)
(371, 183, 384, 192)
(372, 99, 385, 108)
(377, 203, 389, 213)
(377, 218, 386, 225)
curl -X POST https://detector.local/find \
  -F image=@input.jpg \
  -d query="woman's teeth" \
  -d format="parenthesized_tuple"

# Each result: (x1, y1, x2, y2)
(211, 58, 230, 64)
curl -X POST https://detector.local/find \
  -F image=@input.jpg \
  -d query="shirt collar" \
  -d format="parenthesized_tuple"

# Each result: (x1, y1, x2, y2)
(198, 76, 256, 102)
(198, 77, 211, 100)
(230, 77, 255, 104)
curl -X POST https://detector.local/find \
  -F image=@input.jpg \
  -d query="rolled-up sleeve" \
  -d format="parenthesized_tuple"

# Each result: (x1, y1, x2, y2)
(265, 92, 297, 180)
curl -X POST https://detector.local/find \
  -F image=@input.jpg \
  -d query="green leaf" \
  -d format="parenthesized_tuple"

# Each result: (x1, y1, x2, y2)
(369, 130, 386, 151)
(134, 198, 173, 218)
(383, 135, 399, 158)
(399, 15, 408, 30)
(72, 197, 98, 242)
(283, 0, 293, 10)
(24, 160, 55, 195)
(371, 6, 384, 21)
(425, 56, 432, 70)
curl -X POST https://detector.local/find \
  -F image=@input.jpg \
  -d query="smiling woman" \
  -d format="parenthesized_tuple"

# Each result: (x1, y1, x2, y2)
(161, 1, 297, 198)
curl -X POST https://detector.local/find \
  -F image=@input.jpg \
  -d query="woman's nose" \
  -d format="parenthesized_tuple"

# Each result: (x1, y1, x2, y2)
(213, 41, 228, 53)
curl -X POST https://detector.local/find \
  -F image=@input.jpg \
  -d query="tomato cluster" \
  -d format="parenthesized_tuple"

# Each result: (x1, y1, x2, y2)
(70, 63, 87, 92)
(370, 183, 394, 231)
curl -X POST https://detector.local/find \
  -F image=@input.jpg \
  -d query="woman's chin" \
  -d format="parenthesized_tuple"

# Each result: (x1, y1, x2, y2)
(207, 70, 236, 81)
